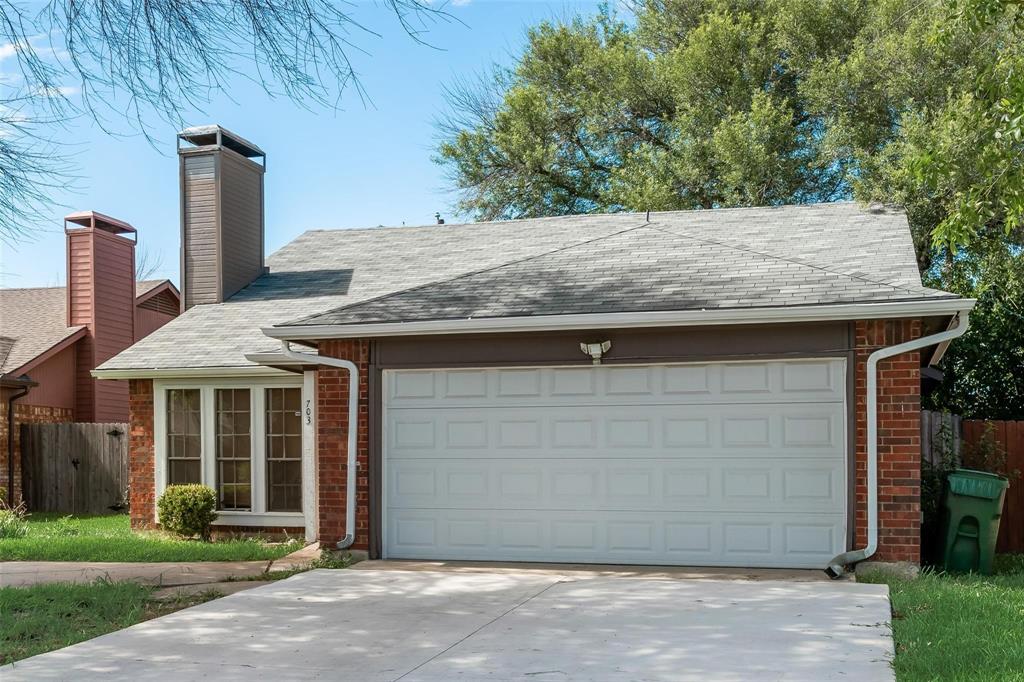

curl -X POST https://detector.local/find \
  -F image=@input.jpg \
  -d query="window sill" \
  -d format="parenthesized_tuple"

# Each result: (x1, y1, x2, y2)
(213, 512, 305, 528)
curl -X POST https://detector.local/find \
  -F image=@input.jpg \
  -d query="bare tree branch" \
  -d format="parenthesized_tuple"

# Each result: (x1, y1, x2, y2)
(0, 0, 449, 243)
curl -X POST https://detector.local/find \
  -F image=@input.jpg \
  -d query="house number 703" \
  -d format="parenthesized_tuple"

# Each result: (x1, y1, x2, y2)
(305, 400, 312, 425)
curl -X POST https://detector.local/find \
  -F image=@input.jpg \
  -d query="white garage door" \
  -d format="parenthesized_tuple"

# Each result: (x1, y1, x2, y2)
(383, 360, 847, 569)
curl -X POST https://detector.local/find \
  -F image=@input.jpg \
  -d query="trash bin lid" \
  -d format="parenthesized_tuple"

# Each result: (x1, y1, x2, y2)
(948, 469, 1009, 499)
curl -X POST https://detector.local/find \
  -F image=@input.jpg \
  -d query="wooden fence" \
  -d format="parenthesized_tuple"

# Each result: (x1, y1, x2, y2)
(963, 420, 1024, 554)
(21, 422, 129, 515)
(921, 410, 963, 466)
(922, 412, 1024, 554)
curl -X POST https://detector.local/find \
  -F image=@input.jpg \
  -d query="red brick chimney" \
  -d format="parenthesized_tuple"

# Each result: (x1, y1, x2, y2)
(65, 211, 137, 422)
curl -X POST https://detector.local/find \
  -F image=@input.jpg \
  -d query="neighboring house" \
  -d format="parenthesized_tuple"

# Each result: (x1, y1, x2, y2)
(95, 125, 973, 570)
(0, 211, 180, 501)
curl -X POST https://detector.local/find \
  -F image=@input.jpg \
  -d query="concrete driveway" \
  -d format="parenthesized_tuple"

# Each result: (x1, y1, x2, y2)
(4, 568, 894, 681)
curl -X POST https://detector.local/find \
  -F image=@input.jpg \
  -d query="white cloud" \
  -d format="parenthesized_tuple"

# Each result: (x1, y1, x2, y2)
(0, 41, 22, 60)
(31, 84, 79, 98)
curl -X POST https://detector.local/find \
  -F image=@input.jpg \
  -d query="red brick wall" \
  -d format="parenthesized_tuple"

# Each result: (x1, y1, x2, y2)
(316, 340, 371, 550)
(311, 322, 927, 564)
(128, 379, 156, 529)
(854, 319, 923, 563)
(0, 399, 74, 503)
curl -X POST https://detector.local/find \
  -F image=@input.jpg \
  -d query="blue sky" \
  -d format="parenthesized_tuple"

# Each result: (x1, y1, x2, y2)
(1, 1, 602, 288)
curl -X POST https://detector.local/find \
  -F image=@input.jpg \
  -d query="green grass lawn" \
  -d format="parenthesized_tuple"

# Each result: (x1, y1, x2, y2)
(0, 513, 302, 562)
(864, 554, 1024, 682)
(0, 580, 220, 665)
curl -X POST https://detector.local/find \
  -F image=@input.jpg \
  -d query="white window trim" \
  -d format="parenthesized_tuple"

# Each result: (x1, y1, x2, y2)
(154, 375, 311, 531)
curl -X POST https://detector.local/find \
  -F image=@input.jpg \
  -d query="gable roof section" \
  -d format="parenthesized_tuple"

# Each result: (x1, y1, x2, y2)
(136, 279, 179, 301)
(0, 287, 85, 374)
(0, 279, 176, 374)
(95, 202, 963, 374)
(283, 222, 950, 329)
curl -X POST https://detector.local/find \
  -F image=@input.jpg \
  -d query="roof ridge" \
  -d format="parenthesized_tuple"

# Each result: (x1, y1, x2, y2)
(281, 221, 653, 326)
(645, 223, 931, 295)
(295, 202, 871, 236)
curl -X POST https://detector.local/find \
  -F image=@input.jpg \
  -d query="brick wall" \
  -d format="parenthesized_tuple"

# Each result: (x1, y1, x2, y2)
(128, 379, 156, 529)
(311, 321, 928, 564)
(0, 400, 74, 503)
(316, 340, 371, 549)
(854, 319, 923, 563)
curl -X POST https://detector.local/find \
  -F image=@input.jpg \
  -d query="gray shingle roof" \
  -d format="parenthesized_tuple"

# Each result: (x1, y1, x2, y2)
(287, 223, 950, 327)
(136, 279, 172, 297)
(97, 202, 957, 372)
(0, 279, 174, 374)
(0, 287, 84, 374)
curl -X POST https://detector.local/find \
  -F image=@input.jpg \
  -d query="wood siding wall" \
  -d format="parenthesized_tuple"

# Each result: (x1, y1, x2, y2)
(18, 345, 77, 410)
(219, 150, 264, 299)
(138, 288, 180, 315)
(180, 147, 264, 310)
(67, 229, 96, 420)
(92, 230, 135, 422)
(66, 227, 136, 422)
(134, 289, 179, 341)
(181, 153, 220, 308)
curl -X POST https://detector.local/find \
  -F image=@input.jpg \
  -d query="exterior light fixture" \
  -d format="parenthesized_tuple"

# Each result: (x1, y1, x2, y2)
(580, 340, 612, 364)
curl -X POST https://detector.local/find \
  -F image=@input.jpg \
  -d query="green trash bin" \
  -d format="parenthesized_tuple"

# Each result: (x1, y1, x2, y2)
(941, 469, 1009, 574)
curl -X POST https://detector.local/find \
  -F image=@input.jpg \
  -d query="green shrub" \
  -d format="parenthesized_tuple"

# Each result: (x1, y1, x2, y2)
(0, 506, 28, 539)
(48, 515, 81, 537)
(157, 485, 218, 540)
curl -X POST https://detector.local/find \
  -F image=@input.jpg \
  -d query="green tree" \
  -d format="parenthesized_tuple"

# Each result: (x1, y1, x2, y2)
(437, 1, 997, 235)
(917, 0, 1024, 253)
(437, 0, 1024, 418)
(924, 245, 1024, 419)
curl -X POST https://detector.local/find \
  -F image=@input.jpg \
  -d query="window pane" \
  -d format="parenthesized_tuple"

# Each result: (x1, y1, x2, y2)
(216, 388, 251, 511)
(166, 389, 202, 485)
(266, 387, 302, 512)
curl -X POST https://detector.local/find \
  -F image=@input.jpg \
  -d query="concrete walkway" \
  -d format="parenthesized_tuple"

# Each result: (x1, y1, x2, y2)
(0, 543, 320, 588)
(3, 568, 894, 681)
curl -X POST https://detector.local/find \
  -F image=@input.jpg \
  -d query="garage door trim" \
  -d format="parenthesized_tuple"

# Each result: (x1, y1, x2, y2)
(381, 358, 848, 568)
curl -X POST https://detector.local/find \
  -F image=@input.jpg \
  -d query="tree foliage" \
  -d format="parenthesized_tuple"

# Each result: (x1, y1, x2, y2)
(924, 245, 1024, 419)
(0, 0, 444, 240)
(437, 0, 1024, 418)
(438, 1, 1014, 248)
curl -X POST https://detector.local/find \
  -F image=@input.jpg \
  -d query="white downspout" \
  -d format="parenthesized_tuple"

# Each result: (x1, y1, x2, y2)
(825, 311, 971, 578)
(279, 340, 358, 550)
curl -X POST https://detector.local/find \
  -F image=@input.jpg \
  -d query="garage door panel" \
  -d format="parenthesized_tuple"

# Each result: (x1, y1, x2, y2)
(387, 457, 844, 513)
(385, 508, 845, 568)
(388, 404, 844, 459)
(384, 361, 847, 569)
(386, 362, 845, 409)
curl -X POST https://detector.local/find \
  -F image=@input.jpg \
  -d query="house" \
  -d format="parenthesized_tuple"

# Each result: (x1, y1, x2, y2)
(95, 125, 973, 570)
(0, 211, 180, 501)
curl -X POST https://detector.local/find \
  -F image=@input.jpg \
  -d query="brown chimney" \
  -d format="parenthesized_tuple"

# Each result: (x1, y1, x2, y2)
(65, 211, 137, 422)
(177, 125, 266, 311)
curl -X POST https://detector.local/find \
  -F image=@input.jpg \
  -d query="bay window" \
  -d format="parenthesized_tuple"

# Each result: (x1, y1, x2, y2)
(156, 377, 310, 525)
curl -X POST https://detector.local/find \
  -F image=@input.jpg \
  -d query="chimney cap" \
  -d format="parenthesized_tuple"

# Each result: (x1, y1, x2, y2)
(178, 124, 265, 159)
(64, 210, 137, 236)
